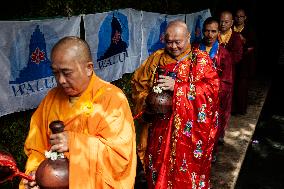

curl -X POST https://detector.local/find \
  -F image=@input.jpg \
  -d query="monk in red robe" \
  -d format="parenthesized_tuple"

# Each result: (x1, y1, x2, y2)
(193, 17, 233, 152)
(233, 8, 257, 114)
(20, 36, 137, 189)
(219, 10, 243, 116)
(132, 20, 219, 189)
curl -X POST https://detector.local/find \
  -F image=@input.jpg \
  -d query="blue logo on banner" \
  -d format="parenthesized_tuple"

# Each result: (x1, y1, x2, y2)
(147, 17, 167, 55)
(97, 11, 129, 64)
(9, 25, 56, 96)
(10, 25, 52, 84)
(191, 15, 203, 44)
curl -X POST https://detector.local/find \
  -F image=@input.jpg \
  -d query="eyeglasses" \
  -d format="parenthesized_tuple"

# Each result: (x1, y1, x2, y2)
(235, 16, 245, 18)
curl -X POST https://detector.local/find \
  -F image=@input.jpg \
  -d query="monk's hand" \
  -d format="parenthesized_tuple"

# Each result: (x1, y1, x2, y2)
(157, 75, 175, 91)
(23, 171, 38, 189)
(49, 131, 69, 152)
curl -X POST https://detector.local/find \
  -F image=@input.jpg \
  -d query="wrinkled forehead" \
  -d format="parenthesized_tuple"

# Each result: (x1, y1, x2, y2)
(51, 45, 78, 59)
(165, 26, 188, 40)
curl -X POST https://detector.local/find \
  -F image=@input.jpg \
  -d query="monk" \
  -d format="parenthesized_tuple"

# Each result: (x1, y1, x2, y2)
(219, 10, 243, 116)
(132, 20, 219, 189)
(219, 10, 243, 65)
(20, 36, 137, 189)
(233, 8, 257, 114)
(193, 17, 233, 158)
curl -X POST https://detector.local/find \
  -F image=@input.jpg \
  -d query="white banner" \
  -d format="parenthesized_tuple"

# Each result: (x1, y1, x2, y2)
(84, 8, 142, 82)
(0, 16, 81, 117)
(0, 8, 212, 116)
(140, 11, 185, 63)
(186, 9, 211, 43)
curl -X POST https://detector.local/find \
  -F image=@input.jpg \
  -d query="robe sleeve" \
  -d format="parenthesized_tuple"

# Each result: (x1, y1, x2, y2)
(19, 92, 54, 189)
(231, 32, 243, 64)
(68, 87, 137, 189)
(131, 51, 162, 115)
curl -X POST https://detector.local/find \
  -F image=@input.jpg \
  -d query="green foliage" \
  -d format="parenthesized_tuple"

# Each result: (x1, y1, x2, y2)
(0, 110, 34, 188)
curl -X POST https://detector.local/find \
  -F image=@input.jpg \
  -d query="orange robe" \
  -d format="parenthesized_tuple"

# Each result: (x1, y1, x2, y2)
(20, 73, 137, 189)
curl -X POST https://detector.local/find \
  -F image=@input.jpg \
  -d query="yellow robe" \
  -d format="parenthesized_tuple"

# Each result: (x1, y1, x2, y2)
(20, 73, 137, 189)
(131, 47, 191, 164)
(131, 46, 191, 115)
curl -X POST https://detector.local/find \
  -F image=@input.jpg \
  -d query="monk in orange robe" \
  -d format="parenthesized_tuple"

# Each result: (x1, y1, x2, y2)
(132, 20, 219, 189)
(20, 36, 137, 189)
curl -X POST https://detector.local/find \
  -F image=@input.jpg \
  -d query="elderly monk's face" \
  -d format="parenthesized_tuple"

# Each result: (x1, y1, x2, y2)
(164, 26, 189, 57)
(51, 46, 92, 97)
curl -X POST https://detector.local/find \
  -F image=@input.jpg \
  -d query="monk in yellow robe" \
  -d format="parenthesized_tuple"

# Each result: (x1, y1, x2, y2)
(20, 36, 137, 189)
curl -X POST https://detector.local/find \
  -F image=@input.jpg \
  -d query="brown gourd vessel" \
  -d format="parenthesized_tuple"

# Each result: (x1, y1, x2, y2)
(145, 68, 173, 115)
(35, 120, 69, 189)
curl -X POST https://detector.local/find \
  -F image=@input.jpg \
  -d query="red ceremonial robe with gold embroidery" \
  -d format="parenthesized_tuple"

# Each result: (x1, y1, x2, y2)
(194, 42, 233, 142)
(144, 49, 219, 189)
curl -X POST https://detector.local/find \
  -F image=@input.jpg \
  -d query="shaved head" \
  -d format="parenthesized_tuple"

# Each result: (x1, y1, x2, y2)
(164, 20, 190, 57)
(50, 36, 94, 97)
(165, 20, 189, 38)
(220, 11, 233, 19)
(51, 36, 92, 64)
(220, 10, 234, 33)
